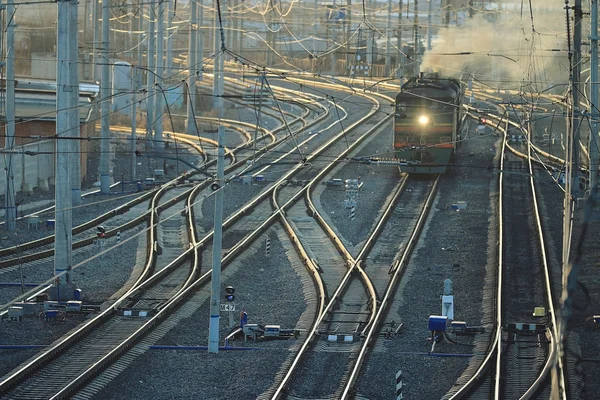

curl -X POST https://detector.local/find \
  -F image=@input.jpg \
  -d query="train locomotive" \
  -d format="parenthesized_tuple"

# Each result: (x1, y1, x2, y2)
(393, 73, 463, 174)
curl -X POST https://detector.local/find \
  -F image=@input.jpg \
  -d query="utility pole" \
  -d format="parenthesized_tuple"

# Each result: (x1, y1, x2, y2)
(397, 0, 402, 80)
(345, 0, 351, 72)
(99, 0, 111, 193)
(186, 0, 198, 135)
(558, 2, 582, 392)
(56, 0, 73, 287)
(82, 0, 91, 80)
(198, 0, 204, 78)
(146, 4, 156, 150)
(166, 0, 173, 77)
(69, 0, 81, 205)
(385, 0, 392, 76)
(572, 0, 582, 192)
(208, 0, 227, 354)
(4, 0, 16, 231)
(252, 71, 266, 160)
(413, 0, 419, 76)
(212, 0, 224, 110)
(427, 0, 432, 50)
(131, 67, 138, 181)
(154, 0, 165, 149)
(590, 0, 599, 191)
(93, 0, 101, 81)
(313, 0, 318, 73)
(331, 1, 336, 76)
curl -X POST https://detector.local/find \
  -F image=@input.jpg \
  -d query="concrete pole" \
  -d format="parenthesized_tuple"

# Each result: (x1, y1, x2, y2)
(166, 0, 173, 77)
(4, 0, 16, 231)
(572, 0, 582, 186)
(56, 0, 73, 286)
(233, 0, 240, 54)
(154, 0, 165, 148)
(208, 0, 227, 354)
(93, 0, 101, 81)
(366, 29, 373, 77)
(590, 0, 599, 191)
(134, 2, 143, 65)
(212, 0, 223, 109)
(186, 0, 198, 134)
(69, 0, 81, 205)
(208, 124, 225, 353)
(397, 0, 402, 79)
(83, 0, 91, 80)
(82, 0, 88, 44)
(131, 67, 138, 181)
(146, 5, 156, 150)
(345, 0, 351, 71)
(198, 0, 204, 78)
(227, 0, 234, 52)
(331, 2, 336, 76)
(100, 0, 112, 193)
(427, 0, 432, 50)
(314, 0, 318, 70)
(384, 0, 392, 76)
(413, 0, 419, 77)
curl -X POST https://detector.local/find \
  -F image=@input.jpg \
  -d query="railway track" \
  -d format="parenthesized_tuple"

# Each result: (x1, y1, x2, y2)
(0, 79, 385, 398)
(0, 78, 331, 279)
(445, 105, 565, 399)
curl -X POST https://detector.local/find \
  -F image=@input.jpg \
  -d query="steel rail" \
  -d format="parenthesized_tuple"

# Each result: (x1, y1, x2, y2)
(341, 176, 439, 399)
(0, 79, 354, 395)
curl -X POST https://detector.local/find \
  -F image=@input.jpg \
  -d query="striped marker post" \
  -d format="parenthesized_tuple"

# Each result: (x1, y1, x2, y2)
(395, 370, 403, 399)
(265, 237, 271, 256)
(117, 231, 121, 242)
(350, 205, 356, 221)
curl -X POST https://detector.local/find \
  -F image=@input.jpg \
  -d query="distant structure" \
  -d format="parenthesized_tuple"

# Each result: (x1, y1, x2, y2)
(0, 79, 98, 196)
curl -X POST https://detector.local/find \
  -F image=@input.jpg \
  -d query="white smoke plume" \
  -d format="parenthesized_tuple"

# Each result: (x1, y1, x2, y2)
(421, 1, 570, 93)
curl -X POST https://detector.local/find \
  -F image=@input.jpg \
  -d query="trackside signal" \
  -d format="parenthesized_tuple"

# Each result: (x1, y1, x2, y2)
(224, 285, 235, 302)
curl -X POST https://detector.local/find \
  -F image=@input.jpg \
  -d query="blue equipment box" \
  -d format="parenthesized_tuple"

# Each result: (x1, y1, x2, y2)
(428, 315, 448, 332)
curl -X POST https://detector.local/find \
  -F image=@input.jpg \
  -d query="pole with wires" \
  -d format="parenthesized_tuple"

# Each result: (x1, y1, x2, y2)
(154, 0, 165, 149)
(590, 0, 599, 192)
(385, 0, 392, 76)
(69, 0, 81, 205)
(56, 0, 73, 288)
(186, 0, 198, 135)
(397, 0, 402, 80)
(146, 4, 156, 150)
(198, 0, 204, 79)
(100, 0, 111, 194)
(92, 0, 101, 81)
(427, 0, 432, 50)
(208, 0, 228, 354)
(166, 0, 174, 77)
(413, 0, 419, 77)
(572, 0, 582, 188)
(131, 67, 138, 181)
(4, 1, 16, 231)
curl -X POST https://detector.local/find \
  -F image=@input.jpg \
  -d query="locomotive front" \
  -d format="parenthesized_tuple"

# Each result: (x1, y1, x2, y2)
(393, 76, 462, 174)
